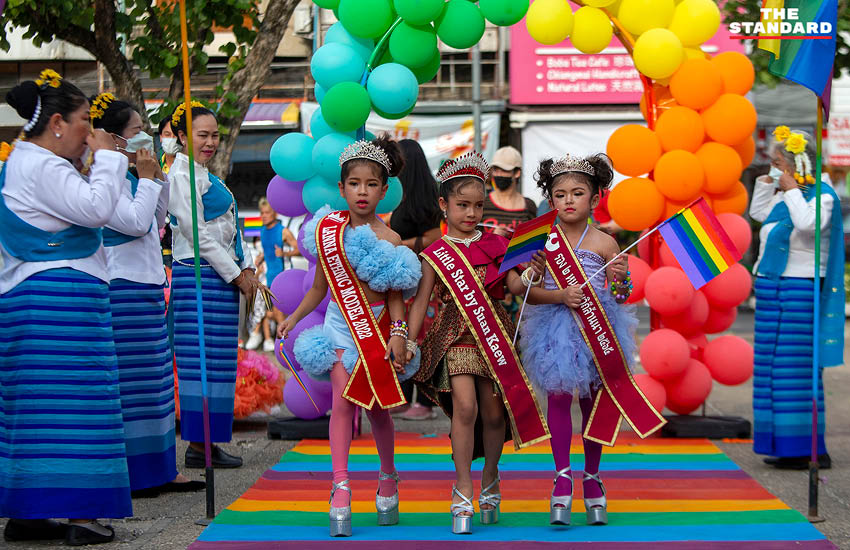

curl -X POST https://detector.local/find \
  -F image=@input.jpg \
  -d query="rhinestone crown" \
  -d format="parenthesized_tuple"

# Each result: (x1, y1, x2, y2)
(339, 140, 391, 173)
(436, 151, 490, 183)
(551, 154, 595, 178)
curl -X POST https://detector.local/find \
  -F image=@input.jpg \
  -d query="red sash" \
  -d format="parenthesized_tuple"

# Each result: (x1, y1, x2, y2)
(422, 238, 550, 449)
(316, 211, 405, 409)
(544, 225, 665, 445)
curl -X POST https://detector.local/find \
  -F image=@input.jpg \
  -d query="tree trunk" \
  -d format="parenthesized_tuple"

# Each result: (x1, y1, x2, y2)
(209, 0, 300, 177)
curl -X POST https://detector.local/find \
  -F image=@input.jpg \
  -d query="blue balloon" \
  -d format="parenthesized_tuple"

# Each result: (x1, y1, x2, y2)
(325, 22, 375, 62)
(367, 63, 419, 116)
(377, 176, 403, 214)
(310, 108, 354, 141)
(302, 174, 343, 214)
(270, 133, 315, 182)
(312, 132, 355, 183)
(315, 83, 327, 103)
(310, 43, 366, 91)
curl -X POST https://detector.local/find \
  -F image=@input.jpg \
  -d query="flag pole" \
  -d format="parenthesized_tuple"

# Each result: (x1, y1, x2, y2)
(578, 223, 663, 290)
(177, 0, 215, 523)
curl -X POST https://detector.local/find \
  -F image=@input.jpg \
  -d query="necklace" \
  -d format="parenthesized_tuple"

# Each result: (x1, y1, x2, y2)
(446, 230, 482, 247)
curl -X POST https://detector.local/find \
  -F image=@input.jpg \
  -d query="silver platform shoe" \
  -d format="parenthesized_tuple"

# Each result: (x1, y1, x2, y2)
(376, 470, 400, 526)
(583, 472, 608, 525)
(451, 485, 474, 535)
(329, 479, 352, 537)
(479, 474, 501, 525)
(549, 467, 572, 526)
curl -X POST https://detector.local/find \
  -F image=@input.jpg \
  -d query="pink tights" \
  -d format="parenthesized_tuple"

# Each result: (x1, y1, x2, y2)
(329, 359, 397, 507)
(547, 392, 604, 499)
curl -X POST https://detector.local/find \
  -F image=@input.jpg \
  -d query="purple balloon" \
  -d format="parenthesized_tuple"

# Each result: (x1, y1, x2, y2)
(270, 269, 307, 315)
(301, 265, 330, 312)
(283, 310, 325, 357)
(266, 176, 308, 218)
(274, 337, 302, 371)
(297, 215, 317, 263)
(284, 374, 332, 419)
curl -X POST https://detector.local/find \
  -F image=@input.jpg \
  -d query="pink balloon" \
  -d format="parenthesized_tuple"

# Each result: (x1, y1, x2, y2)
(639, 328, 690, 380)
(686, 332, 708, 361)
(302, 265, 330, 312)
(716, 213, 752, 257)
(661, 290, 709, 336)
(626, 255, 652, 304)
(664, 359, 713, 415)
(658, 241, 679, 268)
(702, 263, 751, 309)
(267, 176, 308, 218)
(297, 214, 317, 263)
(645, 266, 695, 316)
(703, 334, 754, 385)
(634, 373, 667, 413)
(702, 305, 737, 334)
(270, 269, 307, 315)
(283, 373, 332, 419)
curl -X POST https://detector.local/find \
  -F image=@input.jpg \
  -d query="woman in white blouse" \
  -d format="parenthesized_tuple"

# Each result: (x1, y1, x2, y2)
(168, 104, 260, 469)
(749, 127, 844, 471)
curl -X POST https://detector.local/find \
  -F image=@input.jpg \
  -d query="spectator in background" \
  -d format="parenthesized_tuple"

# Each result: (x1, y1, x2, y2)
(157, 116, 178, 174)
(482, 146, 537, 235)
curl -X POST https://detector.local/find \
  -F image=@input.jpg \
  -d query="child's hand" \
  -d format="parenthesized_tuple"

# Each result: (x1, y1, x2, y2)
(561, 285, 583, 309)
(277, 317, 296, 340)
(386, 335, 407, 373)
(609, 254, 628, 281)
(530, 250, 547, 279)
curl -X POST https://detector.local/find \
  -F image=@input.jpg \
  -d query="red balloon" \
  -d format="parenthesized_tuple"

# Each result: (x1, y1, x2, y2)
(658, 240, 679, 268)
(703, 335, 754, 385)
(662, 290, 709, 336)
(665, 359, 713, 415)
(637, 229, 652, 262)
(645, 266, 695, 316)
(686, 333, 708, 361)
(716, 212, 752, 257)
(639, 328, 690, 380)
(701, 263, 752, 309)
(634, 373, 667, 413)
(702, 305, 737, 334)
(626, 255, 652, 304)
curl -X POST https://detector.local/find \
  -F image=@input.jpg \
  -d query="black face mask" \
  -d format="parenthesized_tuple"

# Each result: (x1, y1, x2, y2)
(492, 176, 514, 191)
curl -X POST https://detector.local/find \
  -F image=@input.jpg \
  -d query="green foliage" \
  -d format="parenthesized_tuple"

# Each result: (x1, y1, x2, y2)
(720, 0, 850, 87)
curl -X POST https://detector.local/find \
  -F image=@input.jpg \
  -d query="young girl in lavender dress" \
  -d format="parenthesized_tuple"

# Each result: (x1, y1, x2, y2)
(517, 154, 637, 527)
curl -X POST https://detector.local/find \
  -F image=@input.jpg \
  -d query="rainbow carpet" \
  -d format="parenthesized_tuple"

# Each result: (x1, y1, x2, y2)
(189, 432, 836, 549)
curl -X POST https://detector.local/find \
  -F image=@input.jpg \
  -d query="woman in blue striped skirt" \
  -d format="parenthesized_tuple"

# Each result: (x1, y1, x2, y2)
(92, 96, 205, 497)
(749, 126, 845, 470)
(168, 104, 260, 469)
(0, 72, 131, 545)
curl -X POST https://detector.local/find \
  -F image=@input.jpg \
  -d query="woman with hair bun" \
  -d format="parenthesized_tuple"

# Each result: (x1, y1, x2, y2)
(0, 70, 131, 545)
(168, 103, 259, 469)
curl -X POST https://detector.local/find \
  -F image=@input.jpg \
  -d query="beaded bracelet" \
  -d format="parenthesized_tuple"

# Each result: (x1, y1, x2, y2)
(391, 320, 408, 331)
(609, 270, 633, 301)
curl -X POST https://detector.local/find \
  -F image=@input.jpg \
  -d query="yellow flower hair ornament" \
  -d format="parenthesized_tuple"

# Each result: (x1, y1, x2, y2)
(773, 126, 791, 142)
(171, 100, 207, 127)
(90, 92, 116, 121)
(35, 69, 63, 89)
(0, 142, 13, 163)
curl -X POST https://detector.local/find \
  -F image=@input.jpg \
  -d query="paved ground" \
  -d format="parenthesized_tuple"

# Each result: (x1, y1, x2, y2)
(3, 309, 848, 549)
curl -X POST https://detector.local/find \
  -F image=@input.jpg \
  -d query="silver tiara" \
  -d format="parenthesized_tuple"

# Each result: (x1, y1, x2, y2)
(551, 154, 595, 178)
(436, 151, 490, 183)
(339, 140, 391, 173)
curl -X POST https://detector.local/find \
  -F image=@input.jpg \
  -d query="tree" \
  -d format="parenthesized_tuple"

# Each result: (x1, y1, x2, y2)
(0, 0, 300, 175)
(720, 0, 849, 87)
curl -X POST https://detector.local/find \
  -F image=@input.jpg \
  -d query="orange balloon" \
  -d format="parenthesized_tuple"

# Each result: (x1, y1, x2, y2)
(695, 141, 742, 195)
(669, 58, 723, 110)
(655, 106, 705, 152)
(609, 177, 665, 231)
(654, 150, 704, 202)
(709, 181, 748, 215)
(701, 93, 757, 146)
(663, 195, 712, 221)
(640, 86, 679, 123)
(732, 135, 756, 167)
(710, 51, 755, 95)
(606, 124, 662, 176)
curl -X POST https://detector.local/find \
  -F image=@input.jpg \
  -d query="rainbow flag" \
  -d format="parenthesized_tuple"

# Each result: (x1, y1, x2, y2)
(498, 210, 558, 274)
(757, 0, 837, 116)
(278, 341, 319, 413)
(657, 198, 742, 290)
(242, 216, 263, 238)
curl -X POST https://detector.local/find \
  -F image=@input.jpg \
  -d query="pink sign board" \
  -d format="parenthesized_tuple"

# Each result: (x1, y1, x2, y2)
(510, 6, 746, 105)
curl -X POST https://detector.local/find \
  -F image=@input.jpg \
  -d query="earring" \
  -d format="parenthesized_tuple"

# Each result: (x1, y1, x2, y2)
(442, 210, 447, 218)
(54, 133, 61, 139)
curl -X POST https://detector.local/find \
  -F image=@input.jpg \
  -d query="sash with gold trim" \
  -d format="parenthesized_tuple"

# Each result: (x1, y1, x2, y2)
(421, 238, 550, 449)
(544, 225, 665, 445)
(316, 211, 405, 409)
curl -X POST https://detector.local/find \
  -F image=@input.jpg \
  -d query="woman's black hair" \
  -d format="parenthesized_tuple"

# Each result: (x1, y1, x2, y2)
(89, 96, 138, 136)
(340, 133, 405, 184)
(6, 78, 88, 139)
(158, 114, 173, 135)
(535, 153, 614, 199)
(171, 106, 216, 146)
(439, 175, 486, 202)
(391, 139, 441, 231)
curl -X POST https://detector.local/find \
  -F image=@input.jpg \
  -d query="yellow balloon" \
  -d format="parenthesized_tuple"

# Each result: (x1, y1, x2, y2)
(684, 46, 709, 60)
(571, 7, 613, 54)
(669, 0, 721, 47)
(526, 0, 574, 45)
(584, 0, 617, 6)
(618, 0, 675, 36)
(633, 28, 684, 80)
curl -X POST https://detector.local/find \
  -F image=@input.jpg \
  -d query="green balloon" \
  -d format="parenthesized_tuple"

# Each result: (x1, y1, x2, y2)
(372, 103, 415, 120)
(322, 82, 372, 133)
(479, 0, 529, 26)
(314, 0, 340, 9)
(411, 48, 441, 83)
(339, 0, 394, 39)
(389, 22, 437, 69)
(435, 0, 485, 50)
(393, 0, 446, 25)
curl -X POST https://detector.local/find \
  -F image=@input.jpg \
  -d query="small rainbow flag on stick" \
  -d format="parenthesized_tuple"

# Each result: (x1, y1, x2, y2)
(658, 198, 742, 289)
(278, 341, 320, 413)
(498, 210, 559, 274)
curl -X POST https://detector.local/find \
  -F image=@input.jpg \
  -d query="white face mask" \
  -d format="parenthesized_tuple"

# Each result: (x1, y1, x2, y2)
(124, 130, 154, 153)
(160, 136, 181, 156)
(768, 166, 784, 182)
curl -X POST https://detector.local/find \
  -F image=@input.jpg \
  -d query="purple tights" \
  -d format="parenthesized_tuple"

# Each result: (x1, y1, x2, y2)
(547, 392, 604, 499)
